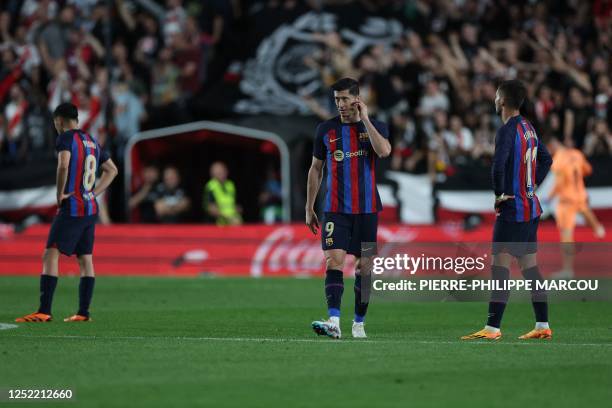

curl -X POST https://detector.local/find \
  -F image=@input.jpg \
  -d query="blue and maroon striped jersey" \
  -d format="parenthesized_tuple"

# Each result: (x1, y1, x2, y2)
(313, 116, 389, 214)
(56, 129, 110, 217)
(492, 115, 552, 222)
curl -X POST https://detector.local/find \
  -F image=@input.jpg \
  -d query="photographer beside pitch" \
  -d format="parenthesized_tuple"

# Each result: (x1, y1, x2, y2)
(462, 80, 553, 341)
(305, 78, 391, 339)
(16, 103, 118, 323)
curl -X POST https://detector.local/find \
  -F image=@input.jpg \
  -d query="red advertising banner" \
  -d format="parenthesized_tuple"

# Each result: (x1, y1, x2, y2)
(0, 223, 608, 276)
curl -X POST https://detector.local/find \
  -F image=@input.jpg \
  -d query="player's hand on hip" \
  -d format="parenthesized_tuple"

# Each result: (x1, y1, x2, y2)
(494, 193, 514, 215)
(305, 208, 319, 235)
(57, 192, 74, 206)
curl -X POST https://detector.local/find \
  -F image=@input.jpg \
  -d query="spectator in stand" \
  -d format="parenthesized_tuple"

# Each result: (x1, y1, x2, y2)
(446, 115, 474, 162)
(169, 31, 201, 100)
(154, 166, 191, 223)
(564, 87, 593, 149)
(204, 161, 242, 226)
(471, 114, 495, 162)
(259, 166, 282, 224)
(391, 112, 427, 173)
(584, 119, 612, 158)
(163, 0, 187, 43)
(129, 164, 161, 223)
(22, 90, 55, 161)
(112, 79, 146, 151)
(594, 73, 610, 122)
(535, 85, 555, 124)
(150, 46, 181, 126)
(417, 79, 450, 117)
(3, 83, 28, 163)
(427, 111, 452, 182)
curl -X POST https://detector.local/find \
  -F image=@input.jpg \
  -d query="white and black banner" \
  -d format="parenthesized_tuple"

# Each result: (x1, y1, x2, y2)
(232, 11, 403, 115)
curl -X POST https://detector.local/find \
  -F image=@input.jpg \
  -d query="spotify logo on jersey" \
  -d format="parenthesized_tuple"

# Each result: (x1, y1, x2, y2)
(333, 150, 345, 162)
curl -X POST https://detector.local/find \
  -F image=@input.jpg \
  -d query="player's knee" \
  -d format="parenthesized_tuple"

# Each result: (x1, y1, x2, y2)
(355, 257, 373, 276)
(42, 248, 58, 263)
(77, 256, 94, 276)
(325, 254, 345, 270)
(493, 253, 512, 268)
(518, 253, 537, 270)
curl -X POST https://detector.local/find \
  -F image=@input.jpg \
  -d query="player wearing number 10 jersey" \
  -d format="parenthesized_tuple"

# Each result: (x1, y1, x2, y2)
(462, 80, 553, 341)
(16, 103, 118, 323)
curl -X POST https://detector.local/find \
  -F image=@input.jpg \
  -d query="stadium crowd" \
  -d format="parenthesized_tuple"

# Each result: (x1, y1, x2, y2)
(0, 0, 234, 166)
(302, 0, 612, 181)
(0, 0, 611, 221)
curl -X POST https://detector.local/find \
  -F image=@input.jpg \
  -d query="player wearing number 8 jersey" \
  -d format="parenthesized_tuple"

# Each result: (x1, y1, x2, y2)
(16, 103, 118, 323)
(462, 80, 553, 341)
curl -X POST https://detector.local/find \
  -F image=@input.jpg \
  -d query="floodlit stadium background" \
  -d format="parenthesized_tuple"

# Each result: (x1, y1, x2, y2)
(1, 0, 610, 276)
(1, 2, 612, 407)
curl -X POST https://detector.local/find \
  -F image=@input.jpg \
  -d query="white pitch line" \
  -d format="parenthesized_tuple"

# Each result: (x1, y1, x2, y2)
(5, 334, 612, 347)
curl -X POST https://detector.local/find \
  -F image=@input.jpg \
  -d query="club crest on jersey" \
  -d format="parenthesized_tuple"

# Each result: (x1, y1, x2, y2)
(359, 132, 369, 142)
(333, 150, 344, 162)
(83, 140, 96, 149)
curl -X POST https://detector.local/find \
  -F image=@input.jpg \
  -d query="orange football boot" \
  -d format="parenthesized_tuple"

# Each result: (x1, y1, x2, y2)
(461, 328, 502, 340)
(15, 312, 52, 322)
(63, 314, 91, 322)
(518, 328, 552, 339)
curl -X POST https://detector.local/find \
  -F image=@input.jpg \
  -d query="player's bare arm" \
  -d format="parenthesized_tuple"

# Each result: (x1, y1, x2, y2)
(354, 101, 391, 158)
(491, 122, 515, 212)
(56, 151, 73, 206)
(93, 158, 119, 198)
(305, 156, 324, 235)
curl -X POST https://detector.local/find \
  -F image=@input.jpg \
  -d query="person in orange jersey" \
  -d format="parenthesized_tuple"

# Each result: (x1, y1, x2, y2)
(548, 137, 605, 279)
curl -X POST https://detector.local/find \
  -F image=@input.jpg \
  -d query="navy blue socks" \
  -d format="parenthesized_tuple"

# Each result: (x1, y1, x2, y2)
(38, 275, 58, 315)
(486, 265, 510, 328)
(78, 277, 95, 317)
(325, 269, 344, 318)
(354, 274, 369, 323)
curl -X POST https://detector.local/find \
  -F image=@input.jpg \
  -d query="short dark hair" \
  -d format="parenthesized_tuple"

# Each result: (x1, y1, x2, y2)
(497, 79, 526, 110)
(331, 77, 359, 96)
(53, 103, 78, 120)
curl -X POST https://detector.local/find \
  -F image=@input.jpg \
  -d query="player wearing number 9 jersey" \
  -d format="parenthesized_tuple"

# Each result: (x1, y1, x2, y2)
(16, 103, 118, 324)
(462, 80, 553, 341)
(305, 78, 391, 339)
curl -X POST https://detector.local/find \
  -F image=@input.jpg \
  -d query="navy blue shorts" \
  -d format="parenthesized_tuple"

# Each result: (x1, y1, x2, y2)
(321, 212, 378, 257)
(492, 217, 539, 257)
(46, 214, 97, 256)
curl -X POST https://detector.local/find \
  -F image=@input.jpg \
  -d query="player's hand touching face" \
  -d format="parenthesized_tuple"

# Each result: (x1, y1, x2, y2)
(352, 100, 369, 120)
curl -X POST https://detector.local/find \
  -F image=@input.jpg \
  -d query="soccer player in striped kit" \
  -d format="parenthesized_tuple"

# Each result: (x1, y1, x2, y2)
(306, 78, 391, 339)
(16, 103, 118, 323)
(462, 80, 553, 341)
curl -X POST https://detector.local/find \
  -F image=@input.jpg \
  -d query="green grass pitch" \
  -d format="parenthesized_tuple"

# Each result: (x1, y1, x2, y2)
(1, 276, 611, 407)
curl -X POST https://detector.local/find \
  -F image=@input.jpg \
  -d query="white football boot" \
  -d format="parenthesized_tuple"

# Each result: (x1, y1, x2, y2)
(311, 318, 341, 339)
(351, 321, 367, 338)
